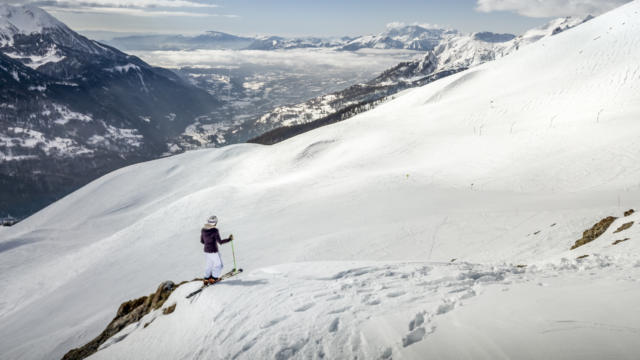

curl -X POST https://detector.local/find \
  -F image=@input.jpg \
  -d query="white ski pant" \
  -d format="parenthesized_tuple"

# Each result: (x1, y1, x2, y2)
(204, 252, 223, 278)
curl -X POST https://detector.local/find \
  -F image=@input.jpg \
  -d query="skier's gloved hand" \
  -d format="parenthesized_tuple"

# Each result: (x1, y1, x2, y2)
(229, 234, 234, 240)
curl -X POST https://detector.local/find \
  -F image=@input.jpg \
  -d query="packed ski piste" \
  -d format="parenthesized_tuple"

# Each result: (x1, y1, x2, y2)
(2, 1, 640, 360)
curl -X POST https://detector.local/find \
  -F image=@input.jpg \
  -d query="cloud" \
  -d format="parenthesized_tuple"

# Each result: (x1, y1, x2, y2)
(4, 0, 237, 17)
(385, 21, 446, 30)
(131, 48, 422, 71)
(475, 0, 632, 18)
(43, 6, 213, 17)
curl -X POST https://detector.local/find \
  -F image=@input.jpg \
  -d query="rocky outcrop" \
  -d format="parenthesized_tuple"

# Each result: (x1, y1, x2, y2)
(62, 281, 178, 360)
(612, 238, 630, 245)
(570, 216, 617, 250)
(613, 221, 634, 234)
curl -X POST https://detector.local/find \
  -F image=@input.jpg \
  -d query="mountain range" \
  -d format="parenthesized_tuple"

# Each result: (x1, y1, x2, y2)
(0, 4, 219, 218)
(106, 25, 458, 52)
(0, 5, 591, 221)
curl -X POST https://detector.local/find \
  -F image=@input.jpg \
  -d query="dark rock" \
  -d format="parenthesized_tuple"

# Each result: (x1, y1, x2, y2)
(162, 303, 177, 315)
(62, 281, 177, 360)
(612, 238, 630, 246)
(570, 216, 617, 250)
(613, 221, 634, 234)
(624, 209, 635, 217)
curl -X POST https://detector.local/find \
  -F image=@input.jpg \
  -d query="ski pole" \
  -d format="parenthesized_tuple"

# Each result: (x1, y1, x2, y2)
(231, 237, 238, 272)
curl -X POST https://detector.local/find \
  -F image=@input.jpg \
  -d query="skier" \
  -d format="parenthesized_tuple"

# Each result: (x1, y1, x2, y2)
(200, 215, 233, 285)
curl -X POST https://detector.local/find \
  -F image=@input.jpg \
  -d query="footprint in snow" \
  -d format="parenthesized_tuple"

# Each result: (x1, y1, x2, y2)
(436, 300, 456, 315)
(232, 337, 258, 359)
(294, 303, 315, 312)
(380, 347, 393, 359)
(260, 315, 288, 329)
(402, 327, 426, 347)
(274, 339, 308, 360)
(328, 306, 351, 314)
(409, 312, 425, 331)
(326, 294, 343, 301)
(329, 317, 340, 332)
(386, 291, 406, 298)
(460, 289, 476, 300)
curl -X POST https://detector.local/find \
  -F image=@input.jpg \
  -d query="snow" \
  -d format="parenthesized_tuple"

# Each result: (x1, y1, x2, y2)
(257, 94, 341, 127)
(0, 127, 93, 158)
(342, 25, 451, 51)
(242, 81, 264, 90)
(103, 124, 144, 147)
(28, 85, 46, 92)
(51, 104, 93, 125)
(182, 119, 232, 146)
(432, 16, 589, 74)
(4, 46, 65, 69)
(0, 150, 38, 161)
(1, 1, 640, 359)
(106, 63, 141, 73)
(0, 4, 65, 37)
(10, 69, 19, 82)
(88, 259, 640, 360)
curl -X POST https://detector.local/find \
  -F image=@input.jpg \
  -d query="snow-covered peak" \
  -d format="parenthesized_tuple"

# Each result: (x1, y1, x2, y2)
(431, 15, 591, 73)
(518, 16, 590, 44)
(341, 24, 456, 51)
(0, 4, 65, 36)
(0, 5, 134, 70)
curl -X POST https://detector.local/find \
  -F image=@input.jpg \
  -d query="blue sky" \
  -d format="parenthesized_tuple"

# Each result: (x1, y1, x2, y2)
(4, 0, 631, 36)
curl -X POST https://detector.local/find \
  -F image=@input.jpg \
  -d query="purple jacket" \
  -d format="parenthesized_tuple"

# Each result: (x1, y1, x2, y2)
(201, 227, 231, 253)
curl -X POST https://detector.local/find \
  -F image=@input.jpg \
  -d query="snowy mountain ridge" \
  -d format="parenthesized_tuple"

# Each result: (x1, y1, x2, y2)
(108, 24, 495, 52)
(1, 1, 640, 359)
(339, 25, 456, 51)
(0, 4, 64, 38)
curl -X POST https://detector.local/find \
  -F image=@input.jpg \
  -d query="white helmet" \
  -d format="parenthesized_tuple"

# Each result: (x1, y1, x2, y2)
(207, 215, 218, 226)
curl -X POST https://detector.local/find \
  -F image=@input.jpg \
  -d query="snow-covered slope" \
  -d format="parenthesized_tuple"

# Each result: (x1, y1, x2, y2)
(2, 1, 640, 359)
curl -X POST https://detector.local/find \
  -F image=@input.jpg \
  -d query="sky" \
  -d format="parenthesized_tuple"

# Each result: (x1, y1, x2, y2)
(0, 0, 632, 37)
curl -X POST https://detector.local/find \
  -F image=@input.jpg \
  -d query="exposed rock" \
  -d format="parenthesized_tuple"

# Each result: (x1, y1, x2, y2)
(613, 221, 634, 234)
(612, 238, 630, 246)
(576, 254, 590, 259)
(162, 303, 177, 315)
(62, 281, 176, 360)
(624, 209, 635, 217)
(570, 216, 617, 250)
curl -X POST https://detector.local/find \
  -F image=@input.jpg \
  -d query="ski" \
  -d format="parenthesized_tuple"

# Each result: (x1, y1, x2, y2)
(186, 268, 243, 299)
